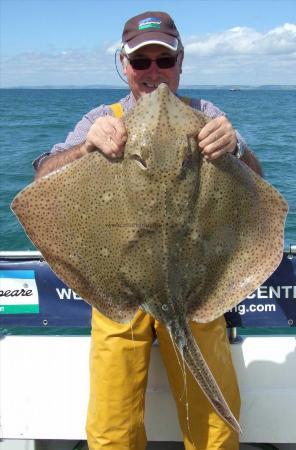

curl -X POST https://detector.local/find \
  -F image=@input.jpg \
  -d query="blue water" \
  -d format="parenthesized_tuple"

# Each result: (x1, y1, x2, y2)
(0, 88, 295, 250)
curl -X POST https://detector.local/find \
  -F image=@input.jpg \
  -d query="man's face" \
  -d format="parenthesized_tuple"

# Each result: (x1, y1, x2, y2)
(122, 44, 183, 100)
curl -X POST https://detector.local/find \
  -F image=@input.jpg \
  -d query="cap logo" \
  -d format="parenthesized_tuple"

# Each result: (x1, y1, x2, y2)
(138, 17, 161, 31)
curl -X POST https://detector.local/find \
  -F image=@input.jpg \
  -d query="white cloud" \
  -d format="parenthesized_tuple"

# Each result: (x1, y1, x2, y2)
(106, 40, 122, 55)
(182, 23, 296, 84)
(1, 47, 120, 86)
(184, 23, 296, 56)
(1, 24, 295, 86)
(3, 48, 108, 73)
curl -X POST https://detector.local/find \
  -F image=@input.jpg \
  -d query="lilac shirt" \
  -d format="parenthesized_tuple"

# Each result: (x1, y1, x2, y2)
(33, 91, 247, 169)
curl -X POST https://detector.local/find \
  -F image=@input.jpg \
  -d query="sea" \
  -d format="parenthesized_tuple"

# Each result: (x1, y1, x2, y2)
(0, 88, 295, 251)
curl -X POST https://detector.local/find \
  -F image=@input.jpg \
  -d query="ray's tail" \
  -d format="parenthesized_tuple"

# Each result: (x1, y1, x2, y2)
(168, 320, 242, 434)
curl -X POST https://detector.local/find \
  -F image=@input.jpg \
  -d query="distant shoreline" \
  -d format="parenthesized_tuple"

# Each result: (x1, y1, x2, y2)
(1, 85, 296, 90)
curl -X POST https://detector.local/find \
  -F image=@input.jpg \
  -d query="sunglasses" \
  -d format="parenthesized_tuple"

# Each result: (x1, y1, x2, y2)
(127, 55, 178, 70)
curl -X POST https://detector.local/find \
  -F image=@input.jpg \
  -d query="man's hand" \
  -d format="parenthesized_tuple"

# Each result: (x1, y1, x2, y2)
(35, 116, 128, 180)
(83, 116, 128, 158)
(198, 116, 237, 161)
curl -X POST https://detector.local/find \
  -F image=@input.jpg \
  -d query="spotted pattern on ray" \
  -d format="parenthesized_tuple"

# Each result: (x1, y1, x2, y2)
(11, 83, 288, 433)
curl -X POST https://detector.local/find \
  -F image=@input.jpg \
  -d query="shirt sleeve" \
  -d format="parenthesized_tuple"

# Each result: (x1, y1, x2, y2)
(190, 97, 248, 152)
(33, 104, 112, 170)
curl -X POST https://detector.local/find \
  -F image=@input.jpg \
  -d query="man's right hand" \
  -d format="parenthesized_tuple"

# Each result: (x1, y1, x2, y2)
(35, 116, 128, 180)
(82, 116, 128, 158)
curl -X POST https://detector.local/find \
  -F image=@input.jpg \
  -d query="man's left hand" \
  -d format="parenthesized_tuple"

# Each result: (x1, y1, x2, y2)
(197, 116, 237, 160)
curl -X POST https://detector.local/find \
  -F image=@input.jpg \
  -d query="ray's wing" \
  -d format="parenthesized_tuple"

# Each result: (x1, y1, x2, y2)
(182, 154, 288, 322)
(11, 153, 140, 323)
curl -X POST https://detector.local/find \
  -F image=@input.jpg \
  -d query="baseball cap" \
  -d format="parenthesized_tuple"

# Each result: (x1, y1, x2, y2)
(121, 11, 182, 55)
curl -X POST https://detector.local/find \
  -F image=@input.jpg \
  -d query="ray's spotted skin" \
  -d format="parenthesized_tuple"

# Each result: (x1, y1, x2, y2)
(11, 84, 288, 433)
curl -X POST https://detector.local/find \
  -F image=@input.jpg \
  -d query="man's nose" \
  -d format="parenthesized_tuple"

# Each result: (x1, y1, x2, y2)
(147, 60, 160, 75)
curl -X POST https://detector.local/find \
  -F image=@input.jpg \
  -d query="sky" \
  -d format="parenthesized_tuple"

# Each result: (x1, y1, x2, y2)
(1, 0, 295, 87)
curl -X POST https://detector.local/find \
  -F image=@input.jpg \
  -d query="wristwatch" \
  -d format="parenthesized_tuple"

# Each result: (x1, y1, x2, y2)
(233, 141, 245, 159)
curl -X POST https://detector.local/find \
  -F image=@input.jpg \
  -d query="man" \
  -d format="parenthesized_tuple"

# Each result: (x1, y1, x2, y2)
(34, 11, 262, 450)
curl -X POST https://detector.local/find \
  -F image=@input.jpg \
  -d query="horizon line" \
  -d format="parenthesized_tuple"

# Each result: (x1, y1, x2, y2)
(1, 84, 296, 89)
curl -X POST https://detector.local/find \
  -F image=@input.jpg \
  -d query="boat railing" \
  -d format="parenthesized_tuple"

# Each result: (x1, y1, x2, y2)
(0, 246, 296, 337)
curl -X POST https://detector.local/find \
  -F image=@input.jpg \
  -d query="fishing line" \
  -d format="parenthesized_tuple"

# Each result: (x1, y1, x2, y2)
(130, 320, 136, 435)
(169, 329, 195, 446)
(182, 347, 195, 446)
(130, 321, 136, 352)
(114, 49, 129, 85)
(169, 331, 187, 401)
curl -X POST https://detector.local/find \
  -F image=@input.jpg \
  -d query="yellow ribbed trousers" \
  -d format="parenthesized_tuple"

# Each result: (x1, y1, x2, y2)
(86, 308, 240, 450)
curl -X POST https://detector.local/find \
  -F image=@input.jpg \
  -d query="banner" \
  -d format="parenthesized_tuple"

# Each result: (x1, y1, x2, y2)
(225, 252, 296, 328)
(0, 256, 91, 331)
(0, 251, 295, 333)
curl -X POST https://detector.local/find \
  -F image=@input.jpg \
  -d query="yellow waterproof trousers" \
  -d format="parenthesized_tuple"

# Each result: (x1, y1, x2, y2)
(86, 308, 240, 450)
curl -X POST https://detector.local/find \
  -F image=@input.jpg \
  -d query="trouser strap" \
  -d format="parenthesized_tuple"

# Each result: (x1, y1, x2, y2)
(110, 102, 124, 118)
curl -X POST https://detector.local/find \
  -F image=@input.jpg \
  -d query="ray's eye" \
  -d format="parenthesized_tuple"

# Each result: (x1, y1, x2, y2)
(131, 154, 147, 170)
